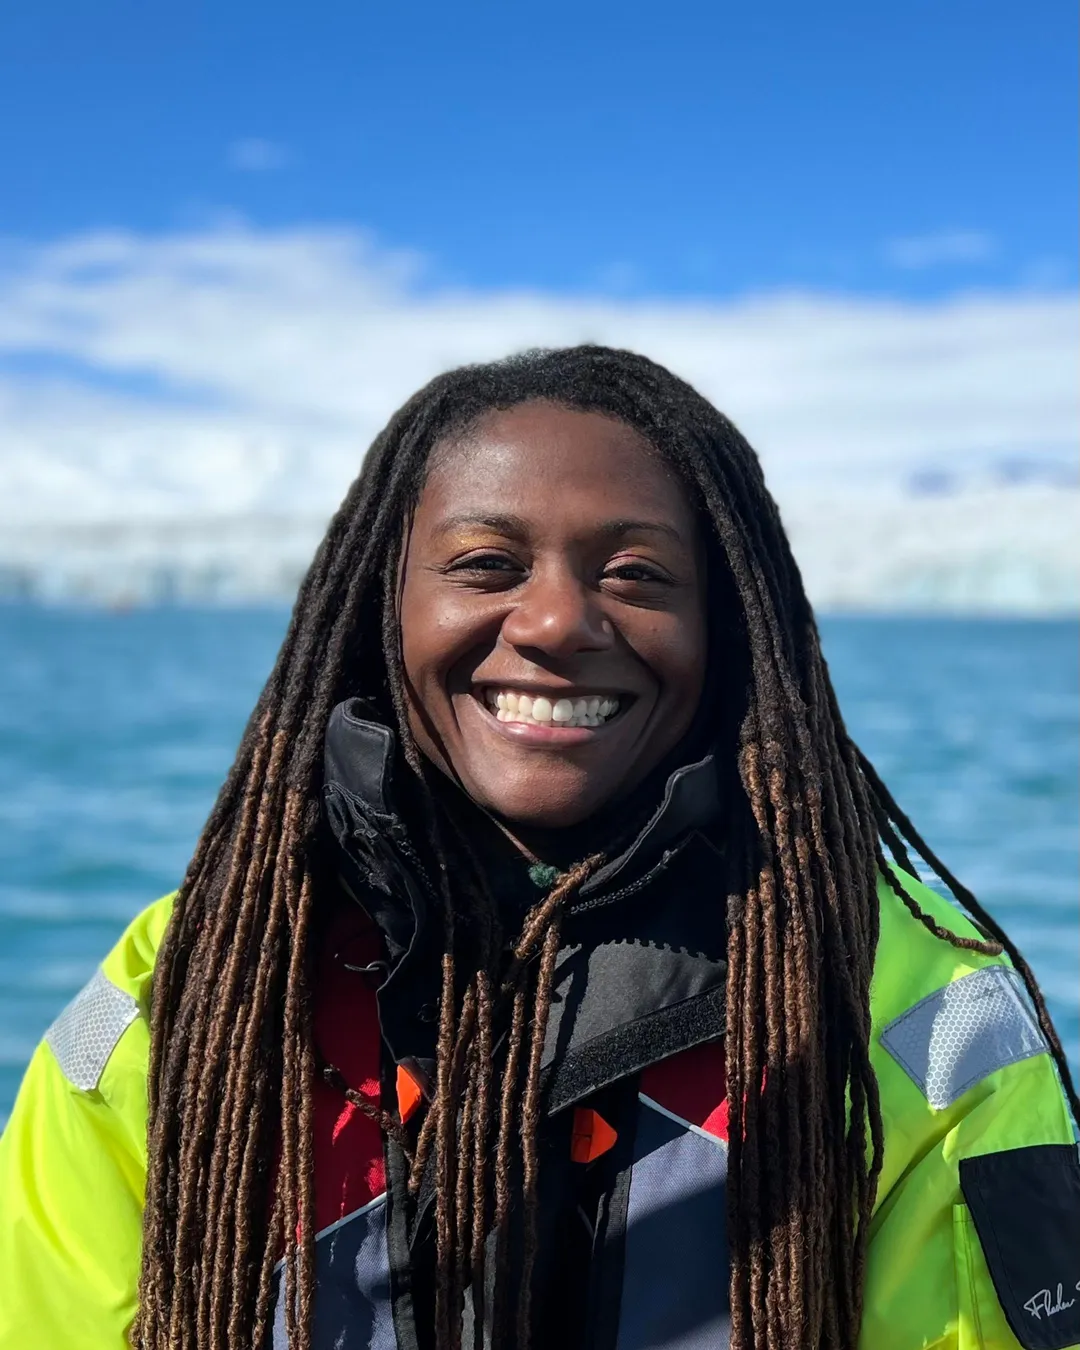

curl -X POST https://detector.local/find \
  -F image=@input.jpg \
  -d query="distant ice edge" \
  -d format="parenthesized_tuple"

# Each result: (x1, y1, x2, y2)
(2, 485, 1077, 613)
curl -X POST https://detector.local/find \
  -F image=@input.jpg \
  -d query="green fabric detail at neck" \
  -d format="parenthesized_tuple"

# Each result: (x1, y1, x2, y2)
(527, 862, 561, 890)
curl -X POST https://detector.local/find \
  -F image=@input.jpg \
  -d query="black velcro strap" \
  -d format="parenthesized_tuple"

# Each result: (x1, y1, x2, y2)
(960, 1144, 1080, 1350)
(543, 985, 726, 1117)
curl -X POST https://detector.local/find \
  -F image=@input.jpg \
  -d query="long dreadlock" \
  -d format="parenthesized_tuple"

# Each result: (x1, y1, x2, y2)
(136, 345, 1078, 1350)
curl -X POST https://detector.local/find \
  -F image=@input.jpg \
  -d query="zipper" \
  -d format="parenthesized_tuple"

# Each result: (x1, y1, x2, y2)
(567, 848, 678, 916)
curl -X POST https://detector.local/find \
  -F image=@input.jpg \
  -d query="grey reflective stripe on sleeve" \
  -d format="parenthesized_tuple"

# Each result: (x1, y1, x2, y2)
(45, 967, 139, 1091)
(880, 965, 1047, 1109)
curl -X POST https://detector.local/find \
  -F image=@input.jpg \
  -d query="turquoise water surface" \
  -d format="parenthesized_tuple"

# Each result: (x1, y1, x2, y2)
(1, 608, 1077, 1122)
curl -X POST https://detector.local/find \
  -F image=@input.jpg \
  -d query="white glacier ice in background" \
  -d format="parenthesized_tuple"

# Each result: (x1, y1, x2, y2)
(3, 479, 1075, 612)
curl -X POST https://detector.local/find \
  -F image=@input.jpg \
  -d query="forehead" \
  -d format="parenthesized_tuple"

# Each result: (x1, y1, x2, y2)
(419, 402, 696, 531)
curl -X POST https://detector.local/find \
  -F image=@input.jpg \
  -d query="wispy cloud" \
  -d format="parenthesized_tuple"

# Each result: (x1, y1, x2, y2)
(226, 137, 291, 172)
(0, 222, 1075, 607)
(884, 229, 997, 270)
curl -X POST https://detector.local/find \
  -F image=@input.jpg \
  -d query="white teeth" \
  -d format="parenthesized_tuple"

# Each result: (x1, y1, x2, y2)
(482, 689, 622, 728)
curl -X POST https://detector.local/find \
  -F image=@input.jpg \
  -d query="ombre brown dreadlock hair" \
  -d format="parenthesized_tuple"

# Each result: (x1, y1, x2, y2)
(136, 345, 1079, 1350)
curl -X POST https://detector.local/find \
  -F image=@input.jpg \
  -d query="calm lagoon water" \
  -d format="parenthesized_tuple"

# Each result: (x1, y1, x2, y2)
(1, 607, 1077, 1122)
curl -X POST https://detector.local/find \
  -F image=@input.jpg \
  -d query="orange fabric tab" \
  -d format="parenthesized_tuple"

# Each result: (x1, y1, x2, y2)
(570, 1107, 617, 1163)
(396, 1064, 423, 1124)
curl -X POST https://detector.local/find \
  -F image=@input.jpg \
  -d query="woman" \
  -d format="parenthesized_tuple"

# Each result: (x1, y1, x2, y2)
(1, 346, 1077, 1350)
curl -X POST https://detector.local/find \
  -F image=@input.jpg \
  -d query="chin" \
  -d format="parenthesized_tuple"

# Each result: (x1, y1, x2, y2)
(477, 784, 605, 831)
(492, 801, 598, 831)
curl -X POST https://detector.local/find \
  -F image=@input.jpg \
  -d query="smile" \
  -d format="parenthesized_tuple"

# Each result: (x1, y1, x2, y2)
(480, 687, 623, 729)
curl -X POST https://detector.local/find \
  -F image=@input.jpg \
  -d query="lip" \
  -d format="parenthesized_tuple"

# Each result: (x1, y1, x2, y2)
(465, 687, 632, 747)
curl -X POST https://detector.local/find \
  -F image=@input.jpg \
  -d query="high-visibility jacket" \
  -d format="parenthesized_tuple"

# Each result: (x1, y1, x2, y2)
(3, 872, 1077, 1350)
(2, 704, 1078, 1350)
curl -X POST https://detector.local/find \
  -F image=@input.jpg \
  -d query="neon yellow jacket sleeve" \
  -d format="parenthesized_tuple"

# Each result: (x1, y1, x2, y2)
(0, 898, 171, 1350)
(861, 874, 1079, 1350)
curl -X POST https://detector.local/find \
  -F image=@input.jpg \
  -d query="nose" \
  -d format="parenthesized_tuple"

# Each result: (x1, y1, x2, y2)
(499, 566, 614, 659)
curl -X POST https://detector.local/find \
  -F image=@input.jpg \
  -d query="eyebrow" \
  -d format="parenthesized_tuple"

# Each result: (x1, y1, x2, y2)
(433, 513, 532, 539)
(433, 513, 687, 545)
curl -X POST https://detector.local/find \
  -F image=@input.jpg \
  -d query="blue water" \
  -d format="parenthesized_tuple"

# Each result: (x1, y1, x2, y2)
(1, 608, 1077, 1123)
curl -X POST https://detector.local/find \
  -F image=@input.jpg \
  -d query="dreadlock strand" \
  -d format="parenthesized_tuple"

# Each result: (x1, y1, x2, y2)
(433, 948, 463, 1350)
(218, 831, 298, 1343)
(253, 1172, 287, 1343)
(454, 1035, 480, 1323)
(516, 917, 564, 1349)
(470, 970, 495, 1335)
(491, 981, 529, 1343)
(276, 855, 318, 1350)
(199, 1001, 251, 1349)
(722, 882, 751, 1346)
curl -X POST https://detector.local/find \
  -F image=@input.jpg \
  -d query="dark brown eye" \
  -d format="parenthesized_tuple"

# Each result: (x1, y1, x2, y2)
(459, 556, 514, 570)
(604, 563, 670, 584)
(445, 552, 524, 579)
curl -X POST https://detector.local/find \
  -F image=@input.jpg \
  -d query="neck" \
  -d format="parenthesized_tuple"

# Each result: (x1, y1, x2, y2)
(428, 757, 676, 879)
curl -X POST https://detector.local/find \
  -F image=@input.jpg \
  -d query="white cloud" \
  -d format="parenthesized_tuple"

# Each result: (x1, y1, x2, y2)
(226, 138, 290, 172)
(884, 229, 997, 270)
(0, 222, 1075, 608)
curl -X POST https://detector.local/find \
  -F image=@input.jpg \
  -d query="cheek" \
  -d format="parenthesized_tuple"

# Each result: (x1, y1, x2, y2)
(639, 607, 708, 707)
(398, 579, 454, 728)
(399, 581, 493, 709)
(398, 589, 461, 772)
(400, 574, 452, 681)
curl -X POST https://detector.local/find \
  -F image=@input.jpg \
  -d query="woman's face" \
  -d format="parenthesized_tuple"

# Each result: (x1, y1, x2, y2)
(399, 401, 708, 829)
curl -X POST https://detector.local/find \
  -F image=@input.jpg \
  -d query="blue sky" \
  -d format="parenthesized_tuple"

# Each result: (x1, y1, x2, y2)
(2, 0, 1076, 298)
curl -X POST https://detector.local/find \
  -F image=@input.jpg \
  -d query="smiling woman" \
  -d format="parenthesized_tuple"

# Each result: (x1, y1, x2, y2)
(1, 346, 1078, 1350)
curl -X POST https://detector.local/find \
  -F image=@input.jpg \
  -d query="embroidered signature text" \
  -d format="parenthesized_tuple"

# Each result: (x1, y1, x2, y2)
(1023, 1282, 1080, 1321)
